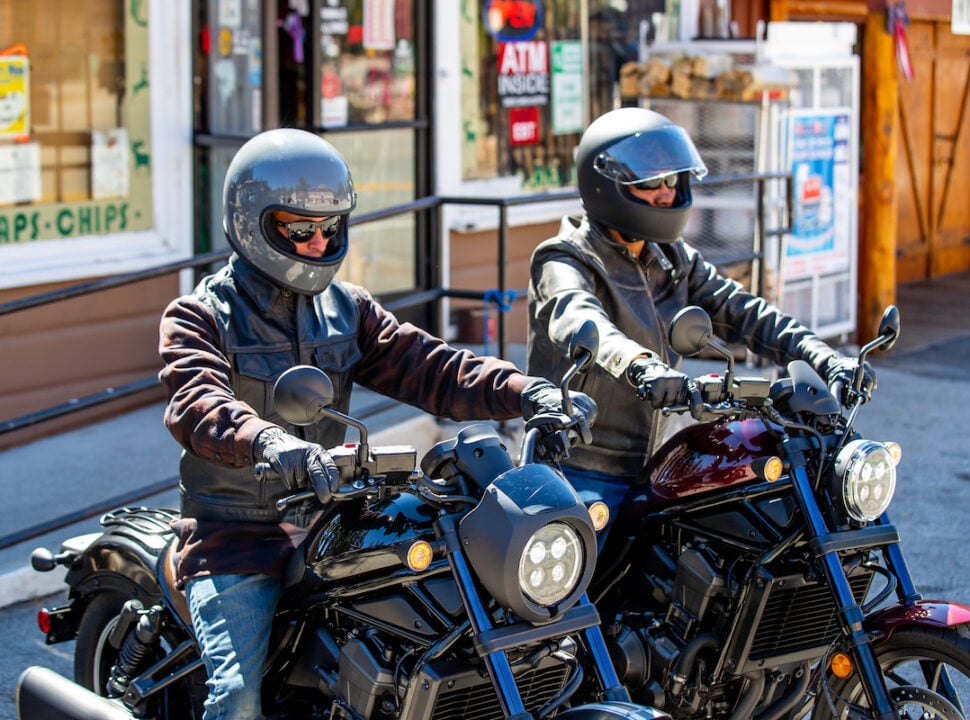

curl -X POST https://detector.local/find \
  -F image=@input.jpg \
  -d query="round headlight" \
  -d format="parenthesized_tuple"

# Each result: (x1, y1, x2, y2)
(834, 439, 897, 521)
(518, 522, 583, 606)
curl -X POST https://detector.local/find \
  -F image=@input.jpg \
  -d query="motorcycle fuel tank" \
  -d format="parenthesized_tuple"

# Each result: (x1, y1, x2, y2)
(643, 417, 776, 505)
(306, 491, 440, 585)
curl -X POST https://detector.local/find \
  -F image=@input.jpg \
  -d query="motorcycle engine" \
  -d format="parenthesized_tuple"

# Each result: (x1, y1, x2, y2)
(607, 544, 730, 714)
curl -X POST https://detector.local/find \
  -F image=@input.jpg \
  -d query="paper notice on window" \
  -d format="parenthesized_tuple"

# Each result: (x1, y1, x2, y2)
(92, 128, 130, 199)
(363, 0, 395, 50)
(0, 55, 30, 140)
(0, 141, 40, 206)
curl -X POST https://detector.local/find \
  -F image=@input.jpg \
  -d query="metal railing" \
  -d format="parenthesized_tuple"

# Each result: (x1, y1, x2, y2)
(0, 173, 790, 551)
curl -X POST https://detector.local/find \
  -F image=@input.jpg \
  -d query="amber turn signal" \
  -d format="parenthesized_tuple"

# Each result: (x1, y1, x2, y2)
(405, 541, 433, 572)
(752, 456, 784, 482)
(830, 652, 853, 679)
(588, 501, 610, 532)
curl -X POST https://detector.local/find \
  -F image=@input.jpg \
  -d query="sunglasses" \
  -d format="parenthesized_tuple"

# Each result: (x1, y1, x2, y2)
(632, 174, 679, 191)
(275, 217, 341, 243)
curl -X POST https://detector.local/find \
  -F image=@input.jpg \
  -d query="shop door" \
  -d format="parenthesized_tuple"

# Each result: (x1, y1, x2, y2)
(896, 20, 970, 282)
(193, 0, 434, 328)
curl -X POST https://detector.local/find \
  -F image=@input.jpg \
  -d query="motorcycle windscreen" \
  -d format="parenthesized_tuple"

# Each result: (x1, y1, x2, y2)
(491, 464, 583, 514)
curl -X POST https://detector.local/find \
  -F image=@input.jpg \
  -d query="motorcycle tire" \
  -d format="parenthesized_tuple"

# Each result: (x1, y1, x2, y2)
(813, 625, 970, 719)
(74, 591, 207, 719)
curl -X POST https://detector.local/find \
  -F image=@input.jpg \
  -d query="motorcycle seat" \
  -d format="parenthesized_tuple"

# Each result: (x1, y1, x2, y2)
(159, 537, 194, 632)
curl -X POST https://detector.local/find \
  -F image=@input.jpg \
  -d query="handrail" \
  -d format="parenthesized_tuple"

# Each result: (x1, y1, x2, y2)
(0, 173, 789, 551)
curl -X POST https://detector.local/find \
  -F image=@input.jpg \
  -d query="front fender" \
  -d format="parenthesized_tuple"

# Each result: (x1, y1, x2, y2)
(865, 600, 970, 637)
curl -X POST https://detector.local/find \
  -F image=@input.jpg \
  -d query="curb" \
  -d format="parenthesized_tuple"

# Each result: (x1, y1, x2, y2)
(0, 565, 67, 610)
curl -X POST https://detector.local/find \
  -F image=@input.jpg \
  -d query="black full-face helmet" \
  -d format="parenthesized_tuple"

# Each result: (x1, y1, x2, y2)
(223, 128, 357, 295)
(576, 107, 707, 244)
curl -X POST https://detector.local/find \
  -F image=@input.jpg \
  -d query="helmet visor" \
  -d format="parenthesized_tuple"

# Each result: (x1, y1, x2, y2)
(593, 125, 708, 185)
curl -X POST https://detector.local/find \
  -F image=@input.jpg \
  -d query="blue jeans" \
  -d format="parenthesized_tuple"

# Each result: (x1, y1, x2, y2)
(559, 466, 631, 550)
(186, 574, 282, 720)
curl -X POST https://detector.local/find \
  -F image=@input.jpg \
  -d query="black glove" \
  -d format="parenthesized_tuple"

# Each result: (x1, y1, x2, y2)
(521, 378, 598, 427)
(627, 357, 702, 416)
(255, 428, 340, 501)
(824, 355, 877, 404)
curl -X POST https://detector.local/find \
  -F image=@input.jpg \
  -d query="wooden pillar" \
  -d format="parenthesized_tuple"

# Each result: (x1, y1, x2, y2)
(858, 10, 899, 339)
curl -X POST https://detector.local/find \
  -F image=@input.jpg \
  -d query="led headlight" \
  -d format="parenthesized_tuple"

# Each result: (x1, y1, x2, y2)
(833, 439, 898, 521)
(518, 522, 583, 606)
(459, 464, 597, 623)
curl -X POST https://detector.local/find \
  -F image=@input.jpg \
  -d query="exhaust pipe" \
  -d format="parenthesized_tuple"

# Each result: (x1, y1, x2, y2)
(16, 666, 133, 720)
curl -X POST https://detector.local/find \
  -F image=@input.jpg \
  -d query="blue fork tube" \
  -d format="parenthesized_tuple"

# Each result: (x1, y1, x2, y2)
(874, 512, 921, 602)
(578, 593, 631, 702)
(787, 458, 897, 720)
(446, 539, 530, 720)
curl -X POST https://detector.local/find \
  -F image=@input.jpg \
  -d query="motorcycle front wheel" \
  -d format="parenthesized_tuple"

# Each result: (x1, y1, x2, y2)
(814, 625, 970, 719)
(74, 591, 207, 719)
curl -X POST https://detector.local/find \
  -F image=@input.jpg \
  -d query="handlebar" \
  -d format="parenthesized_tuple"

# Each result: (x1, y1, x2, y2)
(258, 442, 418, 512)
(656, 372, 773, 419)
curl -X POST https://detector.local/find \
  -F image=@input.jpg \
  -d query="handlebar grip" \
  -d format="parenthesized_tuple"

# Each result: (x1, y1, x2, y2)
(829, 379, 844, 401)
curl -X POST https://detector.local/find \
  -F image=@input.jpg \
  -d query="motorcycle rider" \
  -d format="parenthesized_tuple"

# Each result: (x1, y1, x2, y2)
(527, 107, 874, 520)
(158, 128, 596, 720)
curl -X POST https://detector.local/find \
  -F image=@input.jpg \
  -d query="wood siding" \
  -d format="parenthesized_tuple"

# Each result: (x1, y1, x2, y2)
(449, 219, 562, 347)
(0, 275, 178, 450)
(896, 21, 970, 281)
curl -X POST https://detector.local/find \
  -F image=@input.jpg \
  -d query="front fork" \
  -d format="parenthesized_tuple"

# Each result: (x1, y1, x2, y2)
(439, 515, 628, 720)
(787, 455, 899, 720)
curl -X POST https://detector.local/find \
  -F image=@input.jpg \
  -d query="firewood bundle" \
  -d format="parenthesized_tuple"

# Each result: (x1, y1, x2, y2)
(619, 57, 796, 102)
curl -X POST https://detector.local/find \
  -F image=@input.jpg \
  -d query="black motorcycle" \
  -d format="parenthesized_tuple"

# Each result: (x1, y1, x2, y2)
(18, 325, 670, 720)
(594, 305, 970, 719)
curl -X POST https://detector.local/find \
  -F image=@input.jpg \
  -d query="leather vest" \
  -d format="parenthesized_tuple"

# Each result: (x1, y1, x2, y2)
(179, 257, 362, 523)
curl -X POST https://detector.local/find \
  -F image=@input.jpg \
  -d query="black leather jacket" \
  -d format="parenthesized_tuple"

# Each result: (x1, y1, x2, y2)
(160, 255, 528, 527)
(527, 216, 839, 478)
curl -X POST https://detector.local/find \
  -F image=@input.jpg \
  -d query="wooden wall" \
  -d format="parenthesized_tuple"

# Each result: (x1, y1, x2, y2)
(449, 219, 563, 348)
(0, 275, 179, 450)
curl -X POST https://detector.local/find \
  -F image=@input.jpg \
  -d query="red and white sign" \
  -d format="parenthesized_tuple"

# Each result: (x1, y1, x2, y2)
(497, 40, 549, 108)
(509, 106, 540, 145)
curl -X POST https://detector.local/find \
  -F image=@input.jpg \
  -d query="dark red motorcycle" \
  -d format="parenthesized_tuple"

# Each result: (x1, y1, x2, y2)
(593, 305, 970, 720)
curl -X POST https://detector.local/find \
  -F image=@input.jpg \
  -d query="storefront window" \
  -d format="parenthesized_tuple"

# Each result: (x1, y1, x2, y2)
(0, 0, 152, 244)
(334, 128, 415, 294)
(462, 1, 652, 191)
(314, 0, 415, 127)
(462, 0, 584, 190)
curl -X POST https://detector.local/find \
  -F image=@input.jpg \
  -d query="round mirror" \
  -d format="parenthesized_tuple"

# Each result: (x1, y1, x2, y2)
(272, 366, 335, 426)
(877, 305, 900, 352)
(568, 320, 600, 374)
(668, 306, 713, 357)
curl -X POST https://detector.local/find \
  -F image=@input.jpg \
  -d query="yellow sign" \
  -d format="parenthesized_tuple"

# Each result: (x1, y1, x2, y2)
(219, 28, 233, 56)
(0, 55, 29, 139)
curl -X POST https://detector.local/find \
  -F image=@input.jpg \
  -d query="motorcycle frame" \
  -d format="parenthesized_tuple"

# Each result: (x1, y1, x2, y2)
(82, 508, 633, 719)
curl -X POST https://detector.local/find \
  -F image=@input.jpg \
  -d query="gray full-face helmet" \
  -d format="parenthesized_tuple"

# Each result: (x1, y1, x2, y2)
(576, 107, 707, 244)
(223, 128, 357, 294)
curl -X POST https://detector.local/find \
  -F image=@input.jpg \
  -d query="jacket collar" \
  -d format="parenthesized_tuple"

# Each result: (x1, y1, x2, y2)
(228, 254, 285, 313)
